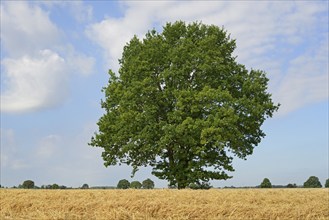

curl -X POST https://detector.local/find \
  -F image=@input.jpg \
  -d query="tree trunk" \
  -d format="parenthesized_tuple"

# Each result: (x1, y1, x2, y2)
(167, 146, 189, 189)
(177, 159, 189, 189)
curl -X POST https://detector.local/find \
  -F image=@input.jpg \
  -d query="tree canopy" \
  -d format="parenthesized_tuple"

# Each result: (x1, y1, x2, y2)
(90, 21, 279, 189)
(81, 184, 89, 189)
(303, 176, 322, 188)
(22, 180, 35, 189)
(142, 178, 155, 189)
(130, 181, 142, 189)
(117, 179, 130, 189)
(52, 184, 60, 189)
(260, 178, 272, 188)
(286, 183, 297, 188)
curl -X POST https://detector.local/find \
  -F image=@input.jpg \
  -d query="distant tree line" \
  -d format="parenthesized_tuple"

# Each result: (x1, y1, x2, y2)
(117, 178, 155, 189)
(222, 176, 329, 189)
(256, 176, 326, 188)
(2, 176, 328, 189)
(3, 179, 157, 190)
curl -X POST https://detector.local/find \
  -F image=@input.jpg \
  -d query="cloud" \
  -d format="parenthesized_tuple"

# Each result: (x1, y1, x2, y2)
(0, 1, 61, 57)
(273, 39, 329, 115)
(65, 48, 96, 77)
(1, 50, 68, 113)
(0, 1, 95, 113)
(86, 1, 328, 116)
(86, 12, 151, 72)
(68, 1, 93, 23)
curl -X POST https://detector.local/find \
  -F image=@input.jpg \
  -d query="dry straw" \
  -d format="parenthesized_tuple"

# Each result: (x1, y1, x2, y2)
(1, 188, 328, 219)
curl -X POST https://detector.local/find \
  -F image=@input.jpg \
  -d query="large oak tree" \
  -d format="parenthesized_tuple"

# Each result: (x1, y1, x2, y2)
(90, 21, 279, 189)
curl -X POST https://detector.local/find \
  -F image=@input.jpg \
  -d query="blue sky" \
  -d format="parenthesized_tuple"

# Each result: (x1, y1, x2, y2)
(1, 1, 328, 188)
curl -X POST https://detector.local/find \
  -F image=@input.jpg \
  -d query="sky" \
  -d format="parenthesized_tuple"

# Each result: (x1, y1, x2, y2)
(0, 1, 328, 188)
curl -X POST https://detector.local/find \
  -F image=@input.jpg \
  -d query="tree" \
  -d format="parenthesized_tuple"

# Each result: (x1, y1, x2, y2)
(325, 179, 329, 188)
(45, 185, 52, 189)
(303, 176, 322, 188)
(117, 179, 130, 189)
(130, 181, 142, 189)
(59, 185, 67, 189)
(142, 178, 155, 189)
(22, 180, 35, 189)
(90, 21, 279, 189)
(260, 178, 272, 188)
(189, 181, 212, 190)
(81, 184, 89, 189)
(52, 184, 59, 189)
(286, 183, 297, 188)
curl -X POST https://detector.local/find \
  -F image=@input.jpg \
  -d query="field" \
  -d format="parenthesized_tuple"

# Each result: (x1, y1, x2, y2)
(1, 188, 328, 220)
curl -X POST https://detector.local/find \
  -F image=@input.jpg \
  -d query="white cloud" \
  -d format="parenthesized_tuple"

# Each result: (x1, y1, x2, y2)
(68, 1, 93, 23)
(86, 1, 328, 116)
(273, 39, 329, 116)
(1, 50, 68, 113)
(1, 1, 95, 113)
(0, 1, 61, 57)
(71, 55, 95, 76)
(86, 14, 150, 72)
(65, 48, 95, 76)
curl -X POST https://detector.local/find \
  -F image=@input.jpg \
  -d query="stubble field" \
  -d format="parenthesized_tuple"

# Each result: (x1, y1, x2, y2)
(1, 188, 328, 220)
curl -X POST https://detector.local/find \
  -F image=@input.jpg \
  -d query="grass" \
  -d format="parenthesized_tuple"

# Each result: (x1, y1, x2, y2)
(1, 188, 328, 219)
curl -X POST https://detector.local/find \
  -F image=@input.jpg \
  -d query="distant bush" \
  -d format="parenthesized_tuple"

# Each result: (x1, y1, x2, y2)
(260, 178, 272, 188)
(52, 184, 60, 189)
(130, 181, 142, 189)
(303, 176, 322, 188)
(117, 179, 130, 189)
(81, 184, 89, 189)
(325, 179, 329, 188)
(43, 185, 52, 189)
(22, 180, 35, 189)
(189, 182, 212, 190)
(287, 183, 297, 188)
(142, 178, 154, 189)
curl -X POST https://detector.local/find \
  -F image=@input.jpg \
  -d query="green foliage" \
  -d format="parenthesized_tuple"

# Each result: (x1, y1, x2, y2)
(117, 179, 130, 189)
(52, 184, 59, 189)
(142, 178, 155, 189)
(303, 176, 322, 188)
(130, 181, 142, 189)
(286, 183, 297, 188)
(189, 181, 212, 190)
(260, 178, 272, 188)
(81, 184, 89, 189)
(44, 185, 52, 189)
(22, 180, 35, 189)
(325, 179, 329, 188)
(90, 21, 279, 189)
